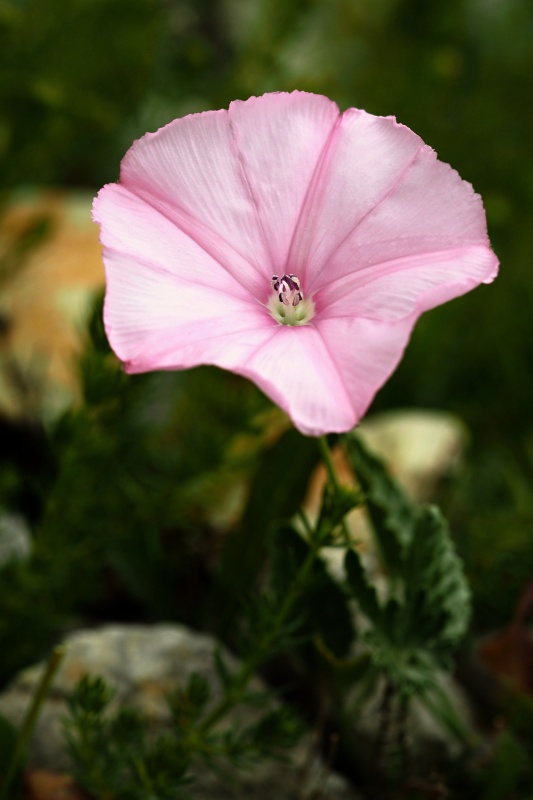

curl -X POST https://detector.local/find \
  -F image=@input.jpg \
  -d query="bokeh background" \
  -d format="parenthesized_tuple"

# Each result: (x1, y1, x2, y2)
(1, 0, 533, 751)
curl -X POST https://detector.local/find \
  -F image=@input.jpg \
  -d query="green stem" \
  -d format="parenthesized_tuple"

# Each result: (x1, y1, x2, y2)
(318, 436, 352, 546)
(193, 438, 354, 742)
(0, 645, 67, 800)
(197, 538, 320, 735)
(318, 436, 342, 493)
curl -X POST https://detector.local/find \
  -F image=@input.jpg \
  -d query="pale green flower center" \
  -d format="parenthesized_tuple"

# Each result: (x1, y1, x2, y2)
(267, 273, 315, 326)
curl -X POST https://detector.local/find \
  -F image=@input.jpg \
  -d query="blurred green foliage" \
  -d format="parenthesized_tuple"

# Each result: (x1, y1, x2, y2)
(1, 0, 531, 435)
(1, 0, 533, 794)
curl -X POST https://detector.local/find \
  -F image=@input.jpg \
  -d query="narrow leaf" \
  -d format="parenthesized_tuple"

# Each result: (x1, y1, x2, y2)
(418, 679, 471, 743)
(270, 525, 356, 658)
(344, 548, 382, 626)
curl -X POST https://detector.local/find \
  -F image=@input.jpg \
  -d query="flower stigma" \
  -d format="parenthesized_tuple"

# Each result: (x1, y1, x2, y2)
(267, 273, 315, 326)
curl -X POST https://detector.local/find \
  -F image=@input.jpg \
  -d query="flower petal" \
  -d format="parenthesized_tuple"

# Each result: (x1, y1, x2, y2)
(93, 183, 253, 299)
(93, 184, 272, 372)
(288, 109, 496, 299)
(314, 315, 417, 424)
(103, 247, 272, 374)
(318, 244, 498, 321)
(119, 93, 337, 295)
(317, 145, 497, 290)
(233, 326, 356, 436)
(227, 91, 339, 288)
(288, 108, 423, 289)
(120, 107, 266, 295)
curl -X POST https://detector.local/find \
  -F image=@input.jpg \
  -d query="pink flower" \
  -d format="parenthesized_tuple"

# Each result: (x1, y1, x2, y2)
(93, 91, 498, 436)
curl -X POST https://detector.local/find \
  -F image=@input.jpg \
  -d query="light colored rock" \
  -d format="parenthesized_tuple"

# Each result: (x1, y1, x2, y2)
(0, 512, 31, 566)
(0, 624, 361, 800)
(358, 408, 467, 503)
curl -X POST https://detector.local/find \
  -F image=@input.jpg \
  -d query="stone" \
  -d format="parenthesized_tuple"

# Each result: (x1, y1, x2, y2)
(0, 624, 361, 800)
(0, 512, 31, 567)
(358, 408, 467, 503)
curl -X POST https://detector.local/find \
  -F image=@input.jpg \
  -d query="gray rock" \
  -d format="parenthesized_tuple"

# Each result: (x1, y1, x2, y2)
(0, 624, 361, 800)
(0, 512, 31, 566)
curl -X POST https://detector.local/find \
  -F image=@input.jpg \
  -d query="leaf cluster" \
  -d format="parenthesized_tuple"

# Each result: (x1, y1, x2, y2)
(65, 675, 191, 800)
(0, 296, 274, 684)
(341, 433, 471, 723)
(64, 667, 305, 799)
(266, 523, 356, 660)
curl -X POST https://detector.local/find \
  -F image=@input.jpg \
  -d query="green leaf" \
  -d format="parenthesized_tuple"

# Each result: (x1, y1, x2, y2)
(480, 729, 526, 800)
(245, 706, 306, 754)
(186, 672, 211, 717)
(240, 428, 320, 555)
(343, 435, 470, 662)
(167, 672, 211, 728)
(403, 506, 471, 657)
(342, 433, 417, 574)
(344, 548, 383, 627)
(418, 678, 470, 744)
(67, 674, 114, 716)
(269, 525, 356, 658)
(212, 647, 234, 690)
(64, 674, 191, 799)
(314, 483, 363, 545)
(341, 435, 471, 707)
(109, 707, 145, 751)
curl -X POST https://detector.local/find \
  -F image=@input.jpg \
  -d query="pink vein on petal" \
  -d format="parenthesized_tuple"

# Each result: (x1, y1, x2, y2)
(121, 185, 264, 297)
(312, 321, 356, 418)
(102, 251, 273, 373)
(226, 114, 278, 278)
(119, 108, 269, 296)
(311, 143, 423, 289)
(105, 246, 260, 308)
(284, 115, 343, 285)
(93, 183, 260, 302)
(226, 92, 341, 288)
(237, 323, 355, 434)
(316, 244, 498, 320)
(286, 110, 425, 294)
(239, 324, 284, 371)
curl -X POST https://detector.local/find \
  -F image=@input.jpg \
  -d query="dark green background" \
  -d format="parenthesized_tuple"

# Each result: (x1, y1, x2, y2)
(1, 0, 532, 663)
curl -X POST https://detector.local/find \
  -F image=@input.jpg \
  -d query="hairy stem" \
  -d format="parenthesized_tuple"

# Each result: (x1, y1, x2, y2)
(374, 678, 395, 781)
(197, 533, 321, 735)
(0, 646, 66, 800)
(318, 435, 353, 546)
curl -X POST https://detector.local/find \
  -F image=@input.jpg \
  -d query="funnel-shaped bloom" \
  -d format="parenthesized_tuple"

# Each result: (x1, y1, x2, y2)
(93, 91, 498, 436)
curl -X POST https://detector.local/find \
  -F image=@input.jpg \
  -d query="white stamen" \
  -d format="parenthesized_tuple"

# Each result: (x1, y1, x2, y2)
(267, 273, 315, 326)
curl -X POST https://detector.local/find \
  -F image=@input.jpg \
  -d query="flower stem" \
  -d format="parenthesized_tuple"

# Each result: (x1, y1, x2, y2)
(197, 535, 320, 735)
(0, 645, 67, 800)
(318, 436, 353, 546)
(192, 438, 354, 744)
(318, 436, 342, 494)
